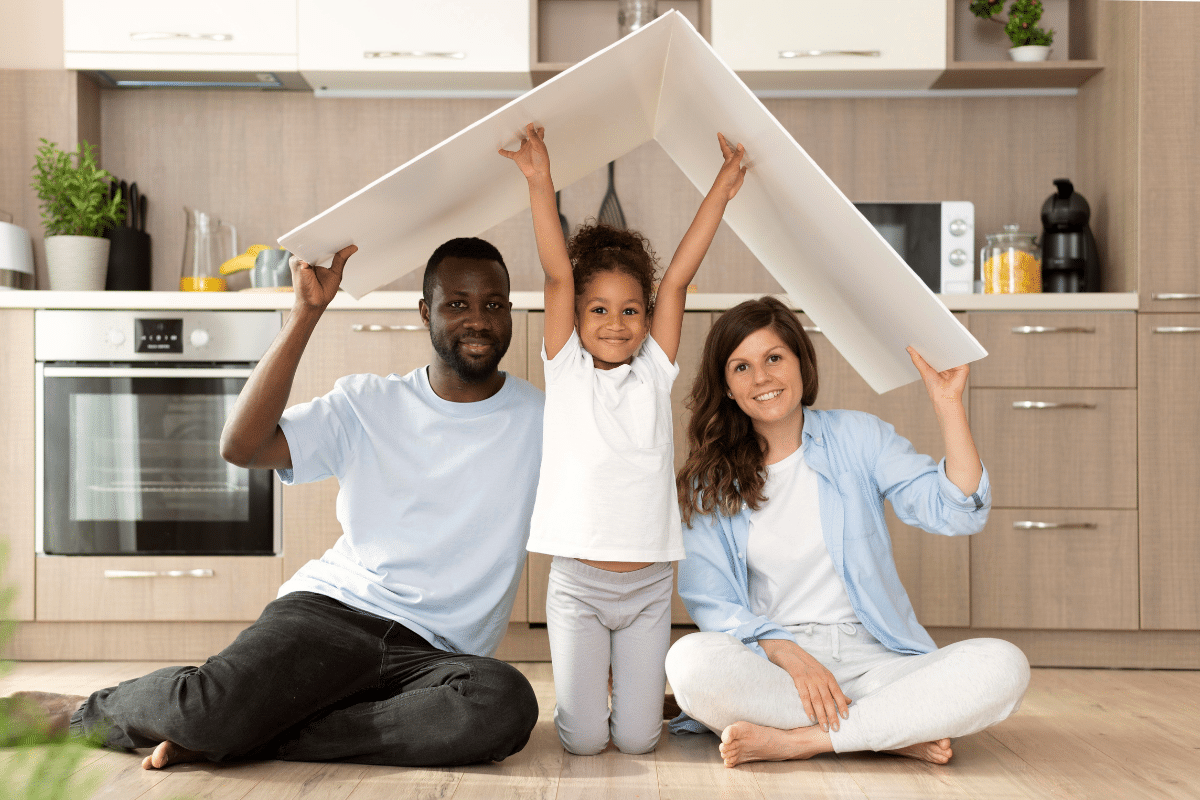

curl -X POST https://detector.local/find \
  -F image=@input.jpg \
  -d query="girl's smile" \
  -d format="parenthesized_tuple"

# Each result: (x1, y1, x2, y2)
(574, 270, 650, 370)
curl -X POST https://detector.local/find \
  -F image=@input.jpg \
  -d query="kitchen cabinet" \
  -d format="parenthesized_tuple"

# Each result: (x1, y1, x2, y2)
(803, 313, 970, 628)
(298, 0, 532, 94)
(523, 312, 712, 626)
(710, 0, 946, 90)
(1138, 315, 1200, 630)
(968, 311, 1139, 630)
(62, 0, 298, 72)
(0, 309, 35, 622)
(1137, 4, 1200, 313)
(283, 308, 531, 622)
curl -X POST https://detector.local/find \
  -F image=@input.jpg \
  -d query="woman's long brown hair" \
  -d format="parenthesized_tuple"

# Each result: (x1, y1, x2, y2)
(676, 296, 820, 527)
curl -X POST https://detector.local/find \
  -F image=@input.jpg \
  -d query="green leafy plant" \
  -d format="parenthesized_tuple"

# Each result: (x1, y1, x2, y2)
(29, 139, 124, 238)
(969, 0, 1054, 48)
(0, 543, 102, 799)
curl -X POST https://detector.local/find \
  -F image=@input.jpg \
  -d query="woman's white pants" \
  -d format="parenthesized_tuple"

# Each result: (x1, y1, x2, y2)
(665, 624, 1030, 752)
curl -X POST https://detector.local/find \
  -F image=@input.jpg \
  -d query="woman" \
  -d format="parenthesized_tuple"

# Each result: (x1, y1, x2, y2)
(665, 296, 1029, 768)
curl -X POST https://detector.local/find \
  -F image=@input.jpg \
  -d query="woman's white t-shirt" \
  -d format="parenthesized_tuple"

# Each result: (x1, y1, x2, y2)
(526, 329, 685, 562)
(747, 445, 858, 626)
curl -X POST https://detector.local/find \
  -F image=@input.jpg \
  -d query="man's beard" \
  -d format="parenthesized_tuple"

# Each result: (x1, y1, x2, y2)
(430, 328, 510, 383)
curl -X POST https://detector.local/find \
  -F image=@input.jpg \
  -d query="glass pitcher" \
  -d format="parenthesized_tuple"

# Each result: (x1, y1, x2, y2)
(181, 207, 236, 292)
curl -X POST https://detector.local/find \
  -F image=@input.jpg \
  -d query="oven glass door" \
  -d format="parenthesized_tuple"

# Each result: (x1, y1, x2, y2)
(40, 365, 273, 555)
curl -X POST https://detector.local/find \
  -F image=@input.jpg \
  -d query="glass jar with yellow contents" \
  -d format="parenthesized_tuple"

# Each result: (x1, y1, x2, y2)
(982, 224, 1041, 293)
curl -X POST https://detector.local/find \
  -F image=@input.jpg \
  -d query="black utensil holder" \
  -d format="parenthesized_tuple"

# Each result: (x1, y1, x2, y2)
(105, 227, 151, 290)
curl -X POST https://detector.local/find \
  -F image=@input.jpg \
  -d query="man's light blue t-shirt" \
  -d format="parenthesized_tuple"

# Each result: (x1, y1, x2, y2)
(276, 367, 544, 657)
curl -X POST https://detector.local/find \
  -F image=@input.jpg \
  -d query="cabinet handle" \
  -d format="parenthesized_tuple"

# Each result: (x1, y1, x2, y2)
(1153, 326, 1200, 334)
(104, 569, 215, 579)
(779, 49, 881, 59)
(130, 32, 233, 42)
(364, 51, 466, 60)
(1012, 521, 1098, 530)
(1012, 401, 1097, 410)
(803, 326, 822, 334)
(351, 324, 425, 332)
(1151, 293, 1200, 301)
(1010, 326, 1095, 335)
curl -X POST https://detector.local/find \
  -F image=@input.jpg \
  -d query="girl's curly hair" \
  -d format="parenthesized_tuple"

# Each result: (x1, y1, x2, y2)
(567, 222, 658, 310)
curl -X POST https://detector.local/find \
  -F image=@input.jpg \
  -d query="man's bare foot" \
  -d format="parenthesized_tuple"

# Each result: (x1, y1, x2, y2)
(885, 738, 954, 765)
(3, 691, 87, 743)
(719, 721, 833, 768)
(141, 740, 205, 770)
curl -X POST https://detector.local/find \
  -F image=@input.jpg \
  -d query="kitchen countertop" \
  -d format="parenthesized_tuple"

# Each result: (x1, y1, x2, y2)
(0, 290, 1141, 312)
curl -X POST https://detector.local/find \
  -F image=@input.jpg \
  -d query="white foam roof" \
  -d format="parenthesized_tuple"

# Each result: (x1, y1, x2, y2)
(278, 11, 986, 393)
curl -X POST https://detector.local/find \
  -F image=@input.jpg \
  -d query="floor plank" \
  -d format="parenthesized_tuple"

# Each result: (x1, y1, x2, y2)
(654, 729, 764, 800)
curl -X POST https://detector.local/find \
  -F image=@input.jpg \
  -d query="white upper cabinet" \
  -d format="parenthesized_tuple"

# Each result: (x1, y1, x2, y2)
(62, 0, 298, 71)
(711, 0, 947, 90)
(298, 0, 532, 95)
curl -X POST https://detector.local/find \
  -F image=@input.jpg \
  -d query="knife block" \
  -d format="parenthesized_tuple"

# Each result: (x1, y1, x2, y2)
(105, 226, 151, 291)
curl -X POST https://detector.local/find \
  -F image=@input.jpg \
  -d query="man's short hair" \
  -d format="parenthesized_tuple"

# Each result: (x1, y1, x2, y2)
(422, 238, 510, 305)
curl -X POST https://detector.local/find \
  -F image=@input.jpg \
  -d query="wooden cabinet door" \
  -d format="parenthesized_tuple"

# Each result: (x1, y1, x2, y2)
(1138, 3, 1200, 312)
(524, 312, 711, 625)
(1138, 314, 1200, 629)
(803, 313, 970, 627)
(971, 509, 1138, 630)
(0, 310, 34, 621)
(282, 309, 530, 622)
(972, 388, 1137, 509)
(969, 312, 1136, 388)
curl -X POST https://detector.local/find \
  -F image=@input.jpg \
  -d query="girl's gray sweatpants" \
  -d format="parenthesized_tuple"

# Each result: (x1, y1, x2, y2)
(545, 556, 674, 755)
(665, 624, 1030, 753)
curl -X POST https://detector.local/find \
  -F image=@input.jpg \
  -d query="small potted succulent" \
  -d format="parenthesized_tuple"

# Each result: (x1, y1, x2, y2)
(30, 138, 125, 290)
(969, 0, 1055, 61)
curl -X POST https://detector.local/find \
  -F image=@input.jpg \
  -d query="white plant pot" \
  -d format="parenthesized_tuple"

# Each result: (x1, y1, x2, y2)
(1009, 45, 1052, 62)
(44, 235, 110, 291)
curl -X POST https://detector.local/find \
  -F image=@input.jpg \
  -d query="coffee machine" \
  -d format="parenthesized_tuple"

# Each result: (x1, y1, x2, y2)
(1040, 178, 1101, 293)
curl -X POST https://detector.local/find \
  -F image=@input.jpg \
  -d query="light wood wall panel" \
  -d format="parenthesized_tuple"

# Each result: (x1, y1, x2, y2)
(1076, 0, 1140, 295)
(94, 88, 1077, 295)
(0, 309, 35, 620)
(0, 71, 100, 290)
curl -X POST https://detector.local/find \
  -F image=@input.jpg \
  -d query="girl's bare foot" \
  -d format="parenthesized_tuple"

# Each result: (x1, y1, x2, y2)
(141, 740, 205, 770)
(886, 738, 954, 764)
(718, 721, 833, 767)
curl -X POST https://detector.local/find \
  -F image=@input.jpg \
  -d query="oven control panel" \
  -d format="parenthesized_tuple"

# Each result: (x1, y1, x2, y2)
(135, 318, 184, 354)
(34, 310, 282, 362)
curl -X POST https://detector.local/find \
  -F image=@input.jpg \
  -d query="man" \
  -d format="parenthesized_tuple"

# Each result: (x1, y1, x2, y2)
(10, 238, 545, 768)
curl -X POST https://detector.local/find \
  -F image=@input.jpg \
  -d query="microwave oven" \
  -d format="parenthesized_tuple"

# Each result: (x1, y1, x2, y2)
(854, 202, 975, 294)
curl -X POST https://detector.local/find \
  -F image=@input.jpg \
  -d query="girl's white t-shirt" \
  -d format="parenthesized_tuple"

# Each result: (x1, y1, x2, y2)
(747, 446, 859, 626)
(526, 329, 685, 561)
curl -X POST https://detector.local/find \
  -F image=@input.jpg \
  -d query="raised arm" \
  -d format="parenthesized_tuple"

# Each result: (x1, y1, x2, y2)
(219, 245, 357, 470)
(498, 124, 574, 359)
(651, 133, 748, 362)
(906, 346, 983, 496)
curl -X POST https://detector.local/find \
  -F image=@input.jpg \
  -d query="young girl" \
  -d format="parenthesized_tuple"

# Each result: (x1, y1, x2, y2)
(499, 124, 748, 755)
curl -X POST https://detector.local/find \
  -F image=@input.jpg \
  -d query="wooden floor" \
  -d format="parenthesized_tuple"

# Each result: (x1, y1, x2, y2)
(1, 661, 1197, 799)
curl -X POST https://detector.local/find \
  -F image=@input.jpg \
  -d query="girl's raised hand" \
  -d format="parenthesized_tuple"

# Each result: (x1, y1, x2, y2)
(498, 123, 551, 183)
(907, 345, 969, 409)
(713, 132, 748, 202)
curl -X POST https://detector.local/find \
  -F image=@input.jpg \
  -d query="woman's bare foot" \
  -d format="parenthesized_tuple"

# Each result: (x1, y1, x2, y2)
(885, 738, 954, 764)
(5, 691, 87, 741)
(719, 721, 833, 767)
(141, 740, 205, 770)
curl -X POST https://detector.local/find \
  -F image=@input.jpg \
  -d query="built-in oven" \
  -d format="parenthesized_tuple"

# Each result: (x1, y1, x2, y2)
(35, 310, 282, 556)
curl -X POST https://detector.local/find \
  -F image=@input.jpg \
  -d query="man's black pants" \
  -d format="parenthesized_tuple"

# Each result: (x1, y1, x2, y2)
(71, 591, 539, 766)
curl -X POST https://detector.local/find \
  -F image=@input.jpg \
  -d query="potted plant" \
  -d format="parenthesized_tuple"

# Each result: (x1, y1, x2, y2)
(969, 0, 1055, 61)
(30, 139, 124, 290)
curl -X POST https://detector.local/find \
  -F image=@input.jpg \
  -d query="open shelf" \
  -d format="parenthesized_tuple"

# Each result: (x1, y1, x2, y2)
(933, 59, 1103, 90)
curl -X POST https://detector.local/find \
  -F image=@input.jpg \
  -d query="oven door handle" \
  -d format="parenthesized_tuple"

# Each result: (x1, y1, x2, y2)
(41, 367, 254, 379)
